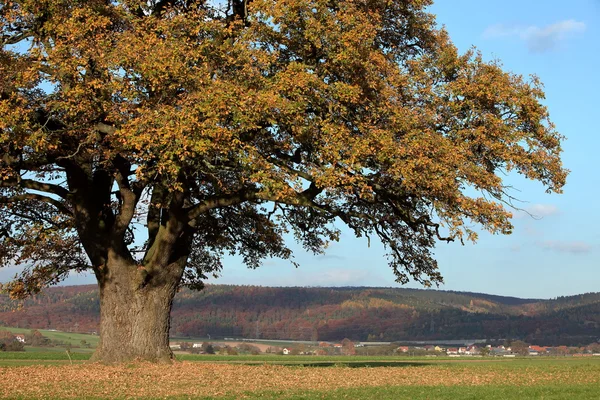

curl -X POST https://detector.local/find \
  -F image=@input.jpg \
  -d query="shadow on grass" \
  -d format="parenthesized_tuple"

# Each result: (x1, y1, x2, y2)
(250, 361, 432, 368)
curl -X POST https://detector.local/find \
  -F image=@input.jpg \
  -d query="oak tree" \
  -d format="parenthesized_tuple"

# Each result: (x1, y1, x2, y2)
(0, 0, 566, 363)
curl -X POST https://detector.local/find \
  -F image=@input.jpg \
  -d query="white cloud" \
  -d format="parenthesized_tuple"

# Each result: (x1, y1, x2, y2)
(483, 19, 586, 52)
(300, 268, 372, 286)
(0, 266, 96, 286)
(514, 203, 559, 219)
(538, 240, 593, 254)
(526, 204, 560, 218)
(208, 262, 384, 287)
(317, 254, 346, 261)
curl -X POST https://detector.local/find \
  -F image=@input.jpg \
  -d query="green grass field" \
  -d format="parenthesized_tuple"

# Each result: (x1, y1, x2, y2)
(0, 350, 514, 364)
(174, 353, 481, 364)
(2, 327, 306, 351)
(0, 351, 91, 361)
(170, 336, 312, 348)
(24, 345, 95, 353)
(218, 384, 600, 400)
(0, 326, 99, 348)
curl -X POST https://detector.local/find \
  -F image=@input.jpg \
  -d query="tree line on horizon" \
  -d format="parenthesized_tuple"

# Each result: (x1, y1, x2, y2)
(1, 285, 598, 347)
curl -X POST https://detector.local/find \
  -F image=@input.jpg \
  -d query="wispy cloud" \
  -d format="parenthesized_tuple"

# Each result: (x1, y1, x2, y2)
(483, 19, 586, 52)
(509, 244, 522, 252)
(307, 268, 371, 286)
(538, 240, 593, 254)
(514, 204, 560, 219)
(317, 254, 346, 261)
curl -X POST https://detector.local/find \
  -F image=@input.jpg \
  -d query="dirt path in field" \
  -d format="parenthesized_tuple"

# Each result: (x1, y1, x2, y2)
(1, 361, 598, 399)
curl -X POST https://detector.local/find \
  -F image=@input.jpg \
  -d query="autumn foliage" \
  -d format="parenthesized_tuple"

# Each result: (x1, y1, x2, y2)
(1, 0, 566, 362)
(3, 285, 598, 347)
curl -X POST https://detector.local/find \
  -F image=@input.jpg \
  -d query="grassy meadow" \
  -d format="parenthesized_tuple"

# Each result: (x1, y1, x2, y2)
(1, 326, 99, 351)
(0, 351, 599, 399)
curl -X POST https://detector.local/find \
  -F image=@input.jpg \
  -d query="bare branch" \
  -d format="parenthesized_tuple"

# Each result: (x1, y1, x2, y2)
(0, 178, 69, 199)
(187, 187, 259, 226)
(112, 156, 143, 238)
(1, 31, 32, 45)
(0, 193, 72, 215)
(147, 184, 166, 244)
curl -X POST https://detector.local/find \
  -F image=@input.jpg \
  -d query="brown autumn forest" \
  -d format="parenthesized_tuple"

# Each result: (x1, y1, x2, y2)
(1, 285, 598, 346)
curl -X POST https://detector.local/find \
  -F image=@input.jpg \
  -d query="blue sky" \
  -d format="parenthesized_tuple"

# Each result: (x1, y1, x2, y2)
(1, 1, 598, 298)
(209, 0, 600, 298)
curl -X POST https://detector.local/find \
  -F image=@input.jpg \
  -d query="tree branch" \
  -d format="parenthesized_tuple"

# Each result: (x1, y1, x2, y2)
(1, 31, 33, 45)
(152, 0, 178, 15)
(0, 178, 70, 199)
(0, 193, 72, 215)
(187, 187, 259, 226)
(112, 155, 143, 240)
(143, 187, 190, 268)
(147, 183, 166, 245)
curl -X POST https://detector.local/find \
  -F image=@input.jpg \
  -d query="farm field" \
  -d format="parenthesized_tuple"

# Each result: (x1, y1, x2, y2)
(0, 356, 599, 399)
(0, 326, 99, 349)
(0, 351, 91, 362)
(0, 351, 489, 364)
(171, 336, 318, 350)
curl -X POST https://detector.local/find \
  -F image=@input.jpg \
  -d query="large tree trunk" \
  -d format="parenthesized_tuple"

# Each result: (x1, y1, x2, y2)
(90, 252, 184, 364)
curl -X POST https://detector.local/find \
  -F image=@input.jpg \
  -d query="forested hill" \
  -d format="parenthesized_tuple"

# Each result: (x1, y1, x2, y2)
(1, 285, 599, 346)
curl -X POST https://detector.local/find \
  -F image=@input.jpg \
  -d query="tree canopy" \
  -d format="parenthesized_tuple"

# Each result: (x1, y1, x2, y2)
(1, 0, 567, 297)
(0, 0, 567, 362)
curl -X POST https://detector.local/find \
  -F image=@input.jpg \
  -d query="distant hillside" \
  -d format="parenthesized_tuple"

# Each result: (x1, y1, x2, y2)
(1, 285, 599, 346)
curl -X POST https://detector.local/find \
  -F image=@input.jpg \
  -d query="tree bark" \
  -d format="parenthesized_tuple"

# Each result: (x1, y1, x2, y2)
(89, 252, 184, 364)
